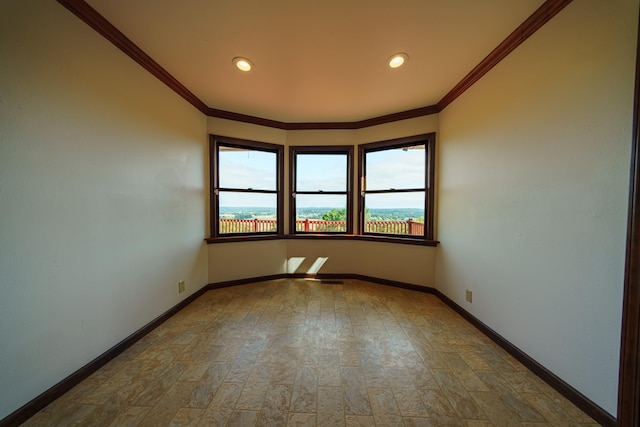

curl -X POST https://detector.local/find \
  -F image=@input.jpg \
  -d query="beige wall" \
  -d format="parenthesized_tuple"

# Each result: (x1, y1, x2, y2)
(207, 238, 435, 288)
(208, 240, 287, 283)
(207, 117, 287, 146)
(0, 0, 208, 419)
(436, 0, 637, 416)
(287, 240, 436, 287)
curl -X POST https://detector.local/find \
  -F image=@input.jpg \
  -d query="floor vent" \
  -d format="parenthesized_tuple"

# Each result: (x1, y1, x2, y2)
(320, 279, 344, 285)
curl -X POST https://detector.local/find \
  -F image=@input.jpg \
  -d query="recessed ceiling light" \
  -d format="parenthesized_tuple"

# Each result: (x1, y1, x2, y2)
(233, 57, 253, 72)
(388, 52, 409, 69)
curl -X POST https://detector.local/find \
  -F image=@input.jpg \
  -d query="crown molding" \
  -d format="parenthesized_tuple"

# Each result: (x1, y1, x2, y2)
(437, 0, 573, 111)
(57, 0, 209, 115)
(56, 0, 572, 130)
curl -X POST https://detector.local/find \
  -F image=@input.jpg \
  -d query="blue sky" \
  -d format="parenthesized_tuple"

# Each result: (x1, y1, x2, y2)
(219, 146, 425, 210)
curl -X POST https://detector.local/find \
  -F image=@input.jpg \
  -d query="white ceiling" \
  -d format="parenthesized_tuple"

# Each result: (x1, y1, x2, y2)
(85, 0, 545, 123)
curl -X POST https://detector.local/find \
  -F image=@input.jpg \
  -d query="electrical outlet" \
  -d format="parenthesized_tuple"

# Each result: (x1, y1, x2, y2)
(465, 289, 473, 303)
(178, 280, 185, 293)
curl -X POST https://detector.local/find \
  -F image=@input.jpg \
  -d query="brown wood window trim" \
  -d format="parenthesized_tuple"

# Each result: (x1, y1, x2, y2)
(209, 135, 284, 239)
(289, 145, 355, 235)
(205, 234, 284, 244)
(205, 234, 439, 246)
(283, 233, 438, 246)
(358, 133, 436, 242)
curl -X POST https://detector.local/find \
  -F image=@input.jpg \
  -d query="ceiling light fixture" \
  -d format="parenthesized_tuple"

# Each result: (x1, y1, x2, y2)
(233, 57, 253, 72)
(388, 52, 409, 69)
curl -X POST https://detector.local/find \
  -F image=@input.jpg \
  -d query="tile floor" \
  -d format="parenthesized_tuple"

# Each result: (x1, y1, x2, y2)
(23, 279, 599, 426)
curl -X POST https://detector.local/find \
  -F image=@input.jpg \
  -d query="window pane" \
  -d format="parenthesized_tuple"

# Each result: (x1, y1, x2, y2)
(296, 154, 346, 192)
(364, 192, 425, 236)
(366, 145, 425, 191)
(219, 147, 276, 190)
(295, 194, 347, 232)
(219, 192, 277, 234)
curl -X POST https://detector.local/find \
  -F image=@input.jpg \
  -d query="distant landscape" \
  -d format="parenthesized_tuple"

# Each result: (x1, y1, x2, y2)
(220, 207, 424, 221)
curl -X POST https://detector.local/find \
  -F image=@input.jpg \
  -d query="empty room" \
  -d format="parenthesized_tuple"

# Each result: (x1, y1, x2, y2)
(1, 0, 639, 426)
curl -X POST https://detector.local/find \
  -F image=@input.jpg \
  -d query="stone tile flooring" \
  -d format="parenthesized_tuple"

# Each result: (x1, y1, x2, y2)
(23, 279, 599, 426)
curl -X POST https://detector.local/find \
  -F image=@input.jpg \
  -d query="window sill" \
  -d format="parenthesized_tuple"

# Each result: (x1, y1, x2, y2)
(205, 234, 439, 247)
(205, 234, 283, 244)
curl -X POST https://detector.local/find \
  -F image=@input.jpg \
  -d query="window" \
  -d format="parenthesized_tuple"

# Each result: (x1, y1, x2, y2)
(359, 134, 435, 241)
(290, 146, 354, 234)
(209, 135, 284, 238)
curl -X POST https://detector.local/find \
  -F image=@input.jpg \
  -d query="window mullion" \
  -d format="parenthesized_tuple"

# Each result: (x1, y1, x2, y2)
(294, 191, 347, 195)
(219, 188, 278, 194)
(364, 188, 425, 194)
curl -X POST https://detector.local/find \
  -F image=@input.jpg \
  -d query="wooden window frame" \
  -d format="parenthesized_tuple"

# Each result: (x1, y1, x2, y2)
(289, 145, 354, 235)
(209, 134, 284, 239)
(358, 133, 436, 241)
